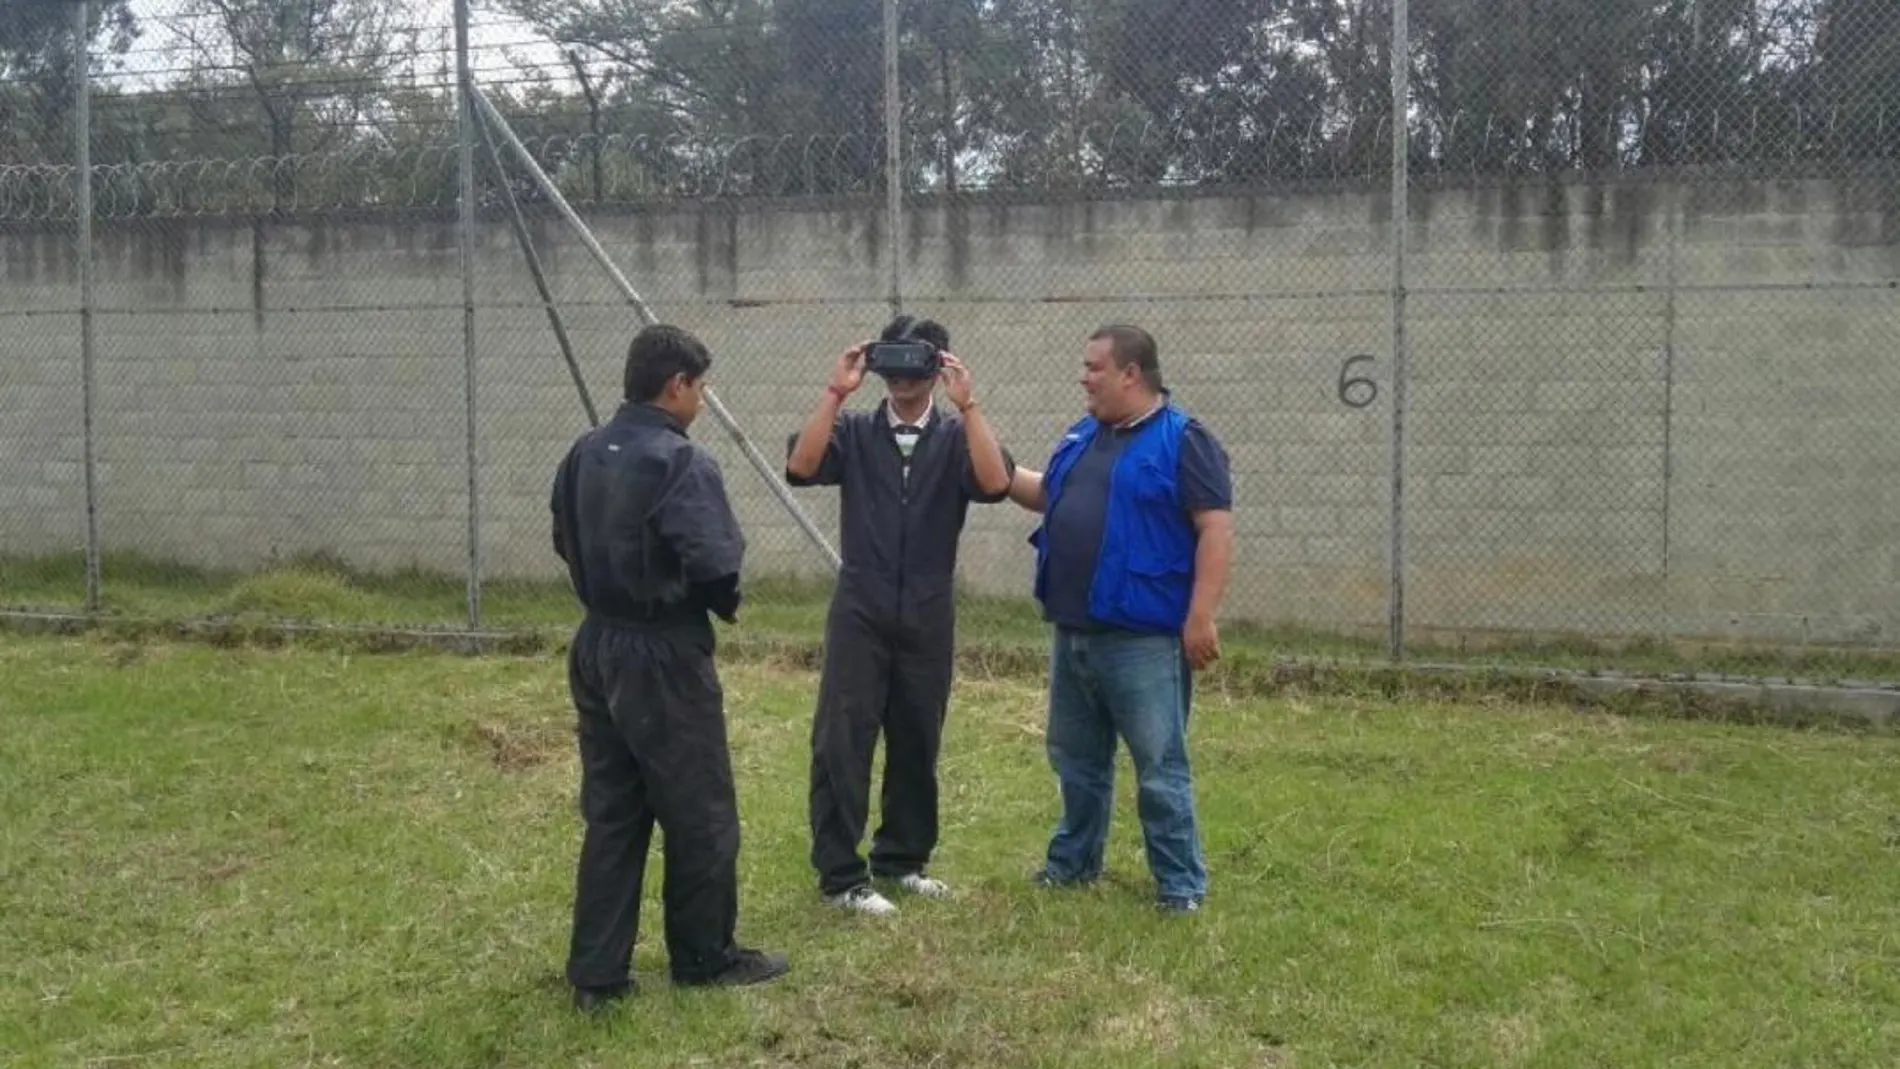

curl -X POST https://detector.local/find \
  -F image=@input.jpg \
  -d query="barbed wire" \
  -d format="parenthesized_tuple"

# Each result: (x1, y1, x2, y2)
(2, 103, 1895, 223)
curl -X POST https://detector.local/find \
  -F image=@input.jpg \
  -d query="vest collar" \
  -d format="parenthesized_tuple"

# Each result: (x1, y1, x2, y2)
(1102, 390, 1172, 433)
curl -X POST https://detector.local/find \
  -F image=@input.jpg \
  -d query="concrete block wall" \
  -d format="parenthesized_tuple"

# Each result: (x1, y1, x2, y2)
(2, 171, 1897, 646)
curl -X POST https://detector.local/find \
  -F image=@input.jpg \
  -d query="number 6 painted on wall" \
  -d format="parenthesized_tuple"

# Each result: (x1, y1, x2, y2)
(1338, 354, 1379, 408)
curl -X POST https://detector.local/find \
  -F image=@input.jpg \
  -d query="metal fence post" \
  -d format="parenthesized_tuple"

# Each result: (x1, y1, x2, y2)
(1661, 179, 1682, 582)
(455, 0, 482, 630)
(883, 0, 903, 317)
(75, 0, 102, 615)
(1387, 0, 1411, 662)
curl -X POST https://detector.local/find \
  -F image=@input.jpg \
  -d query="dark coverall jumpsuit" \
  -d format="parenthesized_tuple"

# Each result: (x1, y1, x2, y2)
(786, 400, 1013, 896)
(551, 401, 748, 987)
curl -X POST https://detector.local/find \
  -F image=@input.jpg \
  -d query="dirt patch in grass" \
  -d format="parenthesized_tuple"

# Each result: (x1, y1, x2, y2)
(465, 719, 569, 772)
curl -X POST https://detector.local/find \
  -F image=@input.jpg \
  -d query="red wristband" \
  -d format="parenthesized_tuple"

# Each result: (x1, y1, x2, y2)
(826, 385, 848, 404)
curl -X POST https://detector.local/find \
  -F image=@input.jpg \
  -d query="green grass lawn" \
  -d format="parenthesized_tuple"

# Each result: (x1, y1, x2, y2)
(3, 633, 1898, 1067)
(11, 551, 1900, 685)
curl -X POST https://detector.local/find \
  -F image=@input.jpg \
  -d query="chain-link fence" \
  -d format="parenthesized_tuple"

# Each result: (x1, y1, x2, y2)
(3, 0, 1898, 681)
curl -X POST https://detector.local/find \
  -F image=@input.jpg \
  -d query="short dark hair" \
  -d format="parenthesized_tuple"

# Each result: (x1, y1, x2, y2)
(1089, 323, 1162, 392)
(623, 323, 712, 402)
(882, 313, 949, 351)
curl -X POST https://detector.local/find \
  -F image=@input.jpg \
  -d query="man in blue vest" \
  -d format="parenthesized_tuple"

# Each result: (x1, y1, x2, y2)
(1003, 324, 1234, 913)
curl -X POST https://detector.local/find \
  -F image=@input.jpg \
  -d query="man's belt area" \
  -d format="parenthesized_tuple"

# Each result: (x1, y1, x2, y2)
(586, 602, 710, 632)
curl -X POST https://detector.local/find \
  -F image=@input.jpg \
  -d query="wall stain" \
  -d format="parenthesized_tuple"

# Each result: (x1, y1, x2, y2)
(945, 199, 970, 292)
(251, 220, 267, 332)
(1499, 181, 1526, 254)
(633, 211, 658, 279)
(1541, 180, 1570, 277)
(862, 204, 883, 270)
(306, 216, 330, 266)
(129, 218, 189, 304)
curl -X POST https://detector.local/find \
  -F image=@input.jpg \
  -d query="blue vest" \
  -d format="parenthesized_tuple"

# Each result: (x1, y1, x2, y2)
(1030, 404, 1197, 634)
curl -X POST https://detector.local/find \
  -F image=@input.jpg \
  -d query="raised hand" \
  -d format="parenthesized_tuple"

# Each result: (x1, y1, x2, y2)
(938, 353, 976, 410)
(831, 341, 872, 396)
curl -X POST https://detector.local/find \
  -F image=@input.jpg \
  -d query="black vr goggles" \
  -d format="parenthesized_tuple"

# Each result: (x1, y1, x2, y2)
(865, 340, 941, 380)
(864, 317, 944, 380)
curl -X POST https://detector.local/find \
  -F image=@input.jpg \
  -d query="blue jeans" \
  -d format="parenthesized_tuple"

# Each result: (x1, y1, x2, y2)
(1042, 627, 1207, 902)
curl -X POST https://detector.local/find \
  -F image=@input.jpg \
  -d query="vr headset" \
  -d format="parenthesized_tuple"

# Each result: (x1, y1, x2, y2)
(864, 317, 945, 380)
(866, 340, 941, 380)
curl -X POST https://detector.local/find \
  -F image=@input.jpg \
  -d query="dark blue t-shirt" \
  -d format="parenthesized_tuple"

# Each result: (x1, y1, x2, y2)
(1042, 412, 1233, 631)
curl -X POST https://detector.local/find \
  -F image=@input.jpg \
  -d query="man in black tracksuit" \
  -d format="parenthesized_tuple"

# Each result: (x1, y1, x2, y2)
(785, 315, 1015, 916)
(550, 323, 788, 1010)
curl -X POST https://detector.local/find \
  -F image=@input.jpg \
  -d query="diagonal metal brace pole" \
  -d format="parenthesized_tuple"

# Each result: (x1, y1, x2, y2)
(470, 100, 599, 427)
(469, 82, 842, 572)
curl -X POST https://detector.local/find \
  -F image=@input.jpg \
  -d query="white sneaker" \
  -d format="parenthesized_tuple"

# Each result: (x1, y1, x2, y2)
(825, 885, 898, 916)
(893, 873, 951, 899)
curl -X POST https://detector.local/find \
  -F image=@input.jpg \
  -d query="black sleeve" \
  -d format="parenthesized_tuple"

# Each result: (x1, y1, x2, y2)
(1177, 420, 1234, 513)
(653, 446, 747, 586)
(549, 443, 575, 562)
(690, 573, 742, 623)
(784, 414, 853, 487)
(960, 432, 1017, 505)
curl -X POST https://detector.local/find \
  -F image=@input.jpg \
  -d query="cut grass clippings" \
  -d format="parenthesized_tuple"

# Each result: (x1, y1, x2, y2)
(3, 633, 1899, 1067)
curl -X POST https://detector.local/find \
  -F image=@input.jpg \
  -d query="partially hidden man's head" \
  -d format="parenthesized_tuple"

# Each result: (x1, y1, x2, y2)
(624, 323, 712, 427)
(875, 314, 949, 410)
(1081, 323, 1164, 424)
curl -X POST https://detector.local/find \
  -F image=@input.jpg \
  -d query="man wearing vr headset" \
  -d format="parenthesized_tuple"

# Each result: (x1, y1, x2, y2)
(785, 315, 1015, 916)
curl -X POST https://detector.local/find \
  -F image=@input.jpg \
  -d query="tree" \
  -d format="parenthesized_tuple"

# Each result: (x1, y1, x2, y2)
(162, 0, 421, 210)
(1815, 0, 1900, 160)
(17, 0, 1891, 214)
(0, 0, 135, 163)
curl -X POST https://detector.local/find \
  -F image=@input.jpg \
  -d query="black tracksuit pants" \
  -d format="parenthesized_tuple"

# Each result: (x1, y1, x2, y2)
(809, 583, 956, 896)
(565, 615, 742, 987)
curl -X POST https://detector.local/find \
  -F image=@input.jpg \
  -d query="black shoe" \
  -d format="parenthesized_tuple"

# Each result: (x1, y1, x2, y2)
(677, 948, 790, 988)
(1156, 895, 1203, 915)
(572, 981, 633, 1012)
